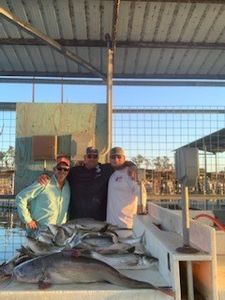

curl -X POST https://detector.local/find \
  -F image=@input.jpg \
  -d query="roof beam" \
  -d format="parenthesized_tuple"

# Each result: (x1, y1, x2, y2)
(0, 7, 106, 80)
(2, 71, 225, 80)
(2, 77, 225, 87)
(117, 0, 225, 3)
(2, 38, 225, 50)
(114, 108, 225, 114)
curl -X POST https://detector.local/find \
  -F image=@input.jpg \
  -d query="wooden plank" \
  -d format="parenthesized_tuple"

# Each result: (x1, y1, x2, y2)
(15, 103, 107, 192)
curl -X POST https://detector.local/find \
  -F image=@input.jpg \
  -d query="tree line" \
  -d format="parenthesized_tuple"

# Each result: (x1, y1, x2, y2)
(0, 146, 15, 168)
(131, 154, 174, 170)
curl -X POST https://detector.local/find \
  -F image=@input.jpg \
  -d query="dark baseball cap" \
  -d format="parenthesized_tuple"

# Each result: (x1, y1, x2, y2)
(86, 147, 99, 156)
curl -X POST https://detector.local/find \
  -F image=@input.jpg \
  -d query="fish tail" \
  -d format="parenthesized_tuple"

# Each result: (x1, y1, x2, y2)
(104, 266, 173, 293)
(106, 269, 157, 289)
(158, 287, 174, 297)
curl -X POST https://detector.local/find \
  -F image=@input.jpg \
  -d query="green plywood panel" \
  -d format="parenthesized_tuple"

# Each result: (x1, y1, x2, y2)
(15, 103, 107, 193)
(58, 135, 72, 156)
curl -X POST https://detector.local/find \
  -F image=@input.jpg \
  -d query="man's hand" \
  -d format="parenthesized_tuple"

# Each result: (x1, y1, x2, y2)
(38, 174, 50, 185)
(127, 167, 137, 181)
(27, 220, 38, 230)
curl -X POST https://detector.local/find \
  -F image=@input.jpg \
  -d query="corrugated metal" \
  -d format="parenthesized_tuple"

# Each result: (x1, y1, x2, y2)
(1, 0, 225, 80)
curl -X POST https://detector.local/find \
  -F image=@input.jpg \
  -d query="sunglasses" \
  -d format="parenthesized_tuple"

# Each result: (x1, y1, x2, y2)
(87, 154, 98, 159)
(57, 167, 70, 172)
(110, 154, 122, 159)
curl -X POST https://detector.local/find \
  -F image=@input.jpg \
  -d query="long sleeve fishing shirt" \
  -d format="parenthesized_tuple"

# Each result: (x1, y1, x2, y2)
(106, 167, 146, 229)
(16, 175, 70, 228)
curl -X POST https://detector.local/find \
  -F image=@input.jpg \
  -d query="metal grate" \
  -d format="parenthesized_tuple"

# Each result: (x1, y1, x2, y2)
(113, 106, 225, 196)
(0, 103, 16, 196)
(0, 198, 25, 263)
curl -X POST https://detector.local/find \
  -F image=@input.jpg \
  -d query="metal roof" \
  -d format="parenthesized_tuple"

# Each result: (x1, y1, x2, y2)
(1, 1, 225, 83)
(177, 128, 225, 153)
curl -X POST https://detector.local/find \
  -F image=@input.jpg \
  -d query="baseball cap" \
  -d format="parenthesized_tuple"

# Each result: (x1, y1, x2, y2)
(86, 147, 98, 156)
(124, 160, 137, 168)
(110, 147, 125, 156)
(56, 155, 70, 167)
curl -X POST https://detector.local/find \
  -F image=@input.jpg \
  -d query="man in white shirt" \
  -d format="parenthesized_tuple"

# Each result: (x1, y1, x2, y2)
(106, 147, 145, 229)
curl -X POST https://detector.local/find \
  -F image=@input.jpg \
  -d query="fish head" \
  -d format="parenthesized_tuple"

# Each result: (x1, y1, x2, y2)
(13, 258, 43, 283)
(0, 261, 13, 279)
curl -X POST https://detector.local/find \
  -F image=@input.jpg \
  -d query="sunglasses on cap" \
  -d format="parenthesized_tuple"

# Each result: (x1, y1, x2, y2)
(87, 154, 98, 159)
(57, 166, 70, 172)
(110, 154, 123, 159)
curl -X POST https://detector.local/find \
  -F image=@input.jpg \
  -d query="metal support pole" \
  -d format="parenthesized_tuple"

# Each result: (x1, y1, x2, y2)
(215, 153, 218, 193)
(101, 33, 113, 160)
(107, 47, 113, 151)
(177, 185, 198, 254)
(32, 77, 35, 102)
(177, 185, 198, 299)
(138, 180, 147, 214)
(187, 261, 194, 300)
(61, 78, 64, 103)
(182, 185, 190, 246)
(204, 145, 207, 194)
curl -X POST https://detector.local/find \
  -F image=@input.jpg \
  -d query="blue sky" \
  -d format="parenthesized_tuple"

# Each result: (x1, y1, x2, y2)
(0, 83, 225, 106)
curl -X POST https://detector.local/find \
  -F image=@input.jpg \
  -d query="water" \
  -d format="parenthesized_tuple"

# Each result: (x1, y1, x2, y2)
(0, 226, 26, 263)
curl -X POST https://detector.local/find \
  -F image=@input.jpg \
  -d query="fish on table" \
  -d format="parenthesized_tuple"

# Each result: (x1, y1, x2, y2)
(66, 218, 118, 232)
(30, 218, 119, 250)
(12, 250, 172, 296)
(87, 251, 158, 270)
(13, 221, 151, 260)
(25, 236, 65, 256)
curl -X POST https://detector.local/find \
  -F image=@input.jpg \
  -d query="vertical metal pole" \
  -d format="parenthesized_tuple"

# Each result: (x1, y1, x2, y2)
(106, 35, 113, 161)
(61, 78, 64, 103)
(32, 77, 35, 102)
(182, 185, 190, 246)
(11, 172, 15, 195)
(204, 145, 207, 194)
(137, 169, 147, 214)
(140, 180, 147, 214)
(187, 261, 194, 300)
(215, 153, 218, 193)
(180, 186, 196, 300)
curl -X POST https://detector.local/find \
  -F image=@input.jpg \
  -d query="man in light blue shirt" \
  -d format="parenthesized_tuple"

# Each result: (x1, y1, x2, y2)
(16, 155, 71, 234)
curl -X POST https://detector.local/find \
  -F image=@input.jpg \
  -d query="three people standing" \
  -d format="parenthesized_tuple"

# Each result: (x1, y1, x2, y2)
(16, 147, 146, 231)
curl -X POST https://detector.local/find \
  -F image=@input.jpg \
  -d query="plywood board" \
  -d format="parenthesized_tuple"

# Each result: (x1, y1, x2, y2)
(32, 136, 57, 160)
(15, 103, 107, 192)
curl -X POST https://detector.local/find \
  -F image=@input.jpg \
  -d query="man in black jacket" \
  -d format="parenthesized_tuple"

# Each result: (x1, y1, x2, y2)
(38, 147, 126, 221)
(68, 147, 113, 221)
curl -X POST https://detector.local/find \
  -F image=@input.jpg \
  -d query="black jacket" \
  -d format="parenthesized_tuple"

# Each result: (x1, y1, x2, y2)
(68, 163, 113, 221)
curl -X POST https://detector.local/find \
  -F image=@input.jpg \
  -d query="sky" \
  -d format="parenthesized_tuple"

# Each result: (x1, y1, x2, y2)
(0, 82, 225, 107)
